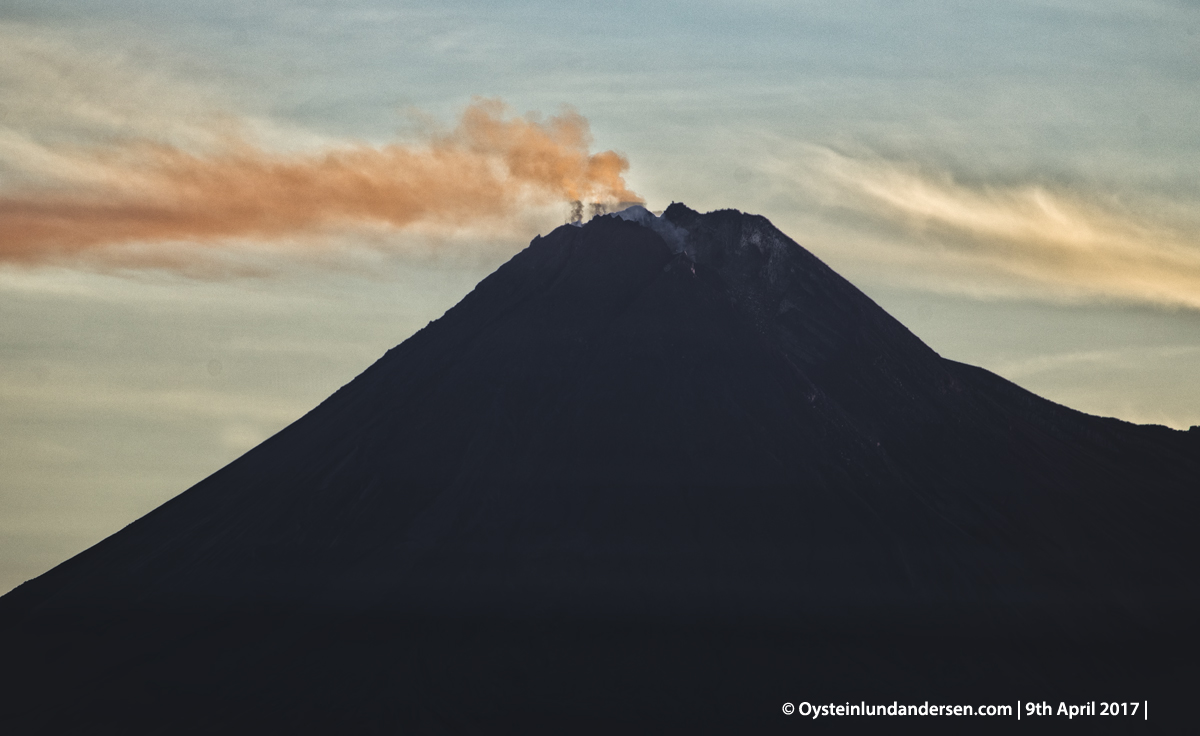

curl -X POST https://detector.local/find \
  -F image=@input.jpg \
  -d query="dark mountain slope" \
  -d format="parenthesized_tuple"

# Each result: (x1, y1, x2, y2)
(2, 204, 1197, 733)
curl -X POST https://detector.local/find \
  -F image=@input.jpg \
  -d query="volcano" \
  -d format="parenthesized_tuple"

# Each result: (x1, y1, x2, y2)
(2, 204, 1198, 733)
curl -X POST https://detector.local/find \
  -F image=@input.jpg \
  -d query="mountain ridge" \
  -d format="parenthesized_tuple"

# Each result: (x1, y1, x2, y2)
(2, 204, 1197, 733)
(5, 203, 1197, 615)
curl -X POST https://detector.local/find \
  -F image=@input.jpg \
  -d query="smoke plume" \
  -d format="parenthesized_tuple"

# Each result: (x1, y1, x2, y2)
(0, 99, 641, 268)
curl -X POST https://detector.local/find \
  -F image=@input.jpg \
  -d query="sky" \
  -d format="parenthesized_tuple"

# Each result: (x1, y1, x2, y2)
(2, 0, 1199, 594)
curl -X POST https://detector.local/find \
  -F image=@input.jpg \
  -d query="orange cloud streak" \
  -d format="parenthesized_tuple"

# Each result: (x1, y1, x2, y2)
(0, 99, 641, 265)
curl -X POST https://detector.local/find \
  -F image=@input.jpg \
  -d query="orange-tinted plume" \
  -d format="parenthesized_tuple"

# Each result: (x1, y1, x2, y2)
(0, 99, 641, 266)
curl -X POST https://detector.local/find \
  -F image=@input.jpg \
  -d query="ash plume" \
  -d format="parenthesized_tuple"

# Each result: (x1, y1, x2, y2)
(0, 99, 642, 269)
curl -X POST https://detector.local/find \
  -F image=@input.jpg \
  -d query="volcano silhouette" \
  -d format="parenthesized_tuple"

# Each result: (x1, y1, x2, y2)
(2, 204, 1198, 733)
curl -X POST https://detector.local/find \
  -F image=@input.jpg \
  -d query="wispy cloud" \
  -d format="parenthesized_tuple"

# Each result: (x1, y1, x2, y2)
(800, 147, 1200, 310)
(993, 345, 1200, 380)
